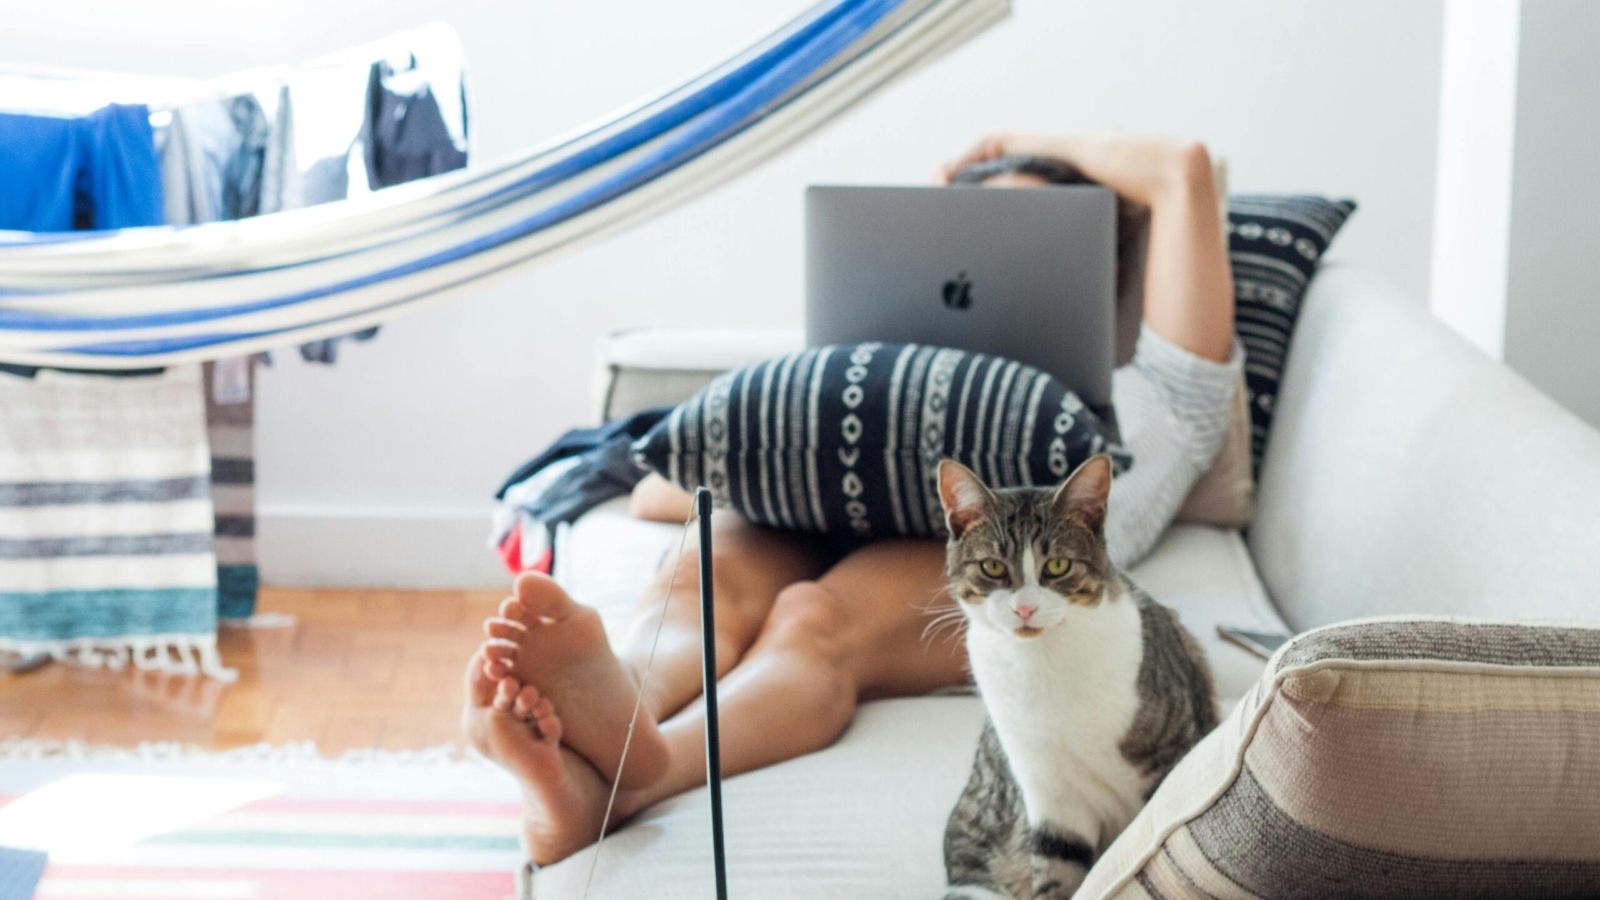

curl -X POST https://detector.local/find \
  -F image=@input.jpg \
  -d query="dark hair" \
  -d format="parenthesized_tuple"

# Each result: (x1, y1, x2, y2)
(948, 154, 1147, 261)
(947, 154, 1093, 187)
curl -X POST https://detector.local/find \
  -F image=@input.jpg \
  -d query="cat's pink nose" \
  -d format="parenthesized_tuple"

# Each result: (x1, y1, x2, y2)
(1013, 601, 1038, 622)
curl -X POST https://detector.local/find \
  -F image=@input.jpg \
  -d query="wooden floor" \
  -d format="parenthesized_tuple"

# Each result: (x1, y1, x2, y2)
(0, 587, 505, 754)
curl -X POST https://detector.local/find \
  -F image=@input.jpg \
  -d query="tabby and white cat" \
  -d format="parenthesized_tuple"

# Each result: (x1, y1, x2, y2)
(938, 455, 1217, 900)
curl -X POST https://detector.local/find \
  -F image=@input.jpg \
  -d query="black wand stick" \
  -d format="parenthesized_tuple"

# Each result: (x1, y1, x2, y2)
(695, 488, 729, 900)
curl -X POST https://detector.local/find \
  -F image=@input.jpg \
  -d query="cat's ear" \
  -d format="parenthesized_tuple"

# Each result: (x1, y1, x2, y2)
(938, 459, 996, 538)
(1054, 454, 1112, 534)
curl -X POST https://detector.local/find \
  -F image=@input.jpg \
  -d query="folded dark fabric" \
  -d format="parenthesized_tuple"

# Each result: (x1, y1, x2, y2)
(494, 408, 673, 574)
(495, 408, 670, 500)
(517, 438, 651, 528)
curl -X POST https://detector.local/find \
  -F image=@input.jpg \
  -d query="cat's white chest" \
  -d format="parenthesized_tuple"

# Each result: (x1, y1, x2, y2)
(966, 594, 1148, 849)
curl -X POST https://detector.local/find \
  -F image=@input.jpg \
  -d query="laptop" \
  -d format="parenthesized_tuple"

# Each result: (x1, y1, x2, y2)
(804, 184, 1116, 408)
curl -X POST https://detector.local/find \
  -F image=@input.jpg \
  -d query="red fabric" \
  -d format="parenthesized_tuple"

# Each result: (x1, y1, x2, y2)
(497, 522, 553, 575)
(496, 523, 523, 575)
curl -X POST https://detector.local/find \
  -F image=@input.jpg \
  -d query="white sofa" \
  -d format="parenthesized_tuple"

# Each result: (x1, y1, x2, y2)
(527, 264, 1600, 898)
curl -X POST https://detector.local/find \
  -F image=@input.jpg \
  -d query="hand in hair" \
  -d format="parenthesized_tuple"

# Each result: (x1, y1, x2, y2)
(938, 131, 1214, 208)
(938, 131, 1235, 363)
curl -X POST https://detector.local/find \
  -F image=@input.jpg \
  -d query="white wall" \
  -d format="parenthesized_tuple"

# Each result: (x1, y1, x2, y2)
(1, 0, 1444, 586)
(1429, 0, 1521, 359)
(1502, 0, 1600, 431)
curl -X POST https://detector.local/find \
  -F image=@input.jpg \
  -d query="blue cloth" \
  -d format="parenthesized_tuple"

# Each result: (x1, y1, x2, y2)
(0, 104, 164, 232)
(0, 846, 48, 900)
(0, 113, 80, 231)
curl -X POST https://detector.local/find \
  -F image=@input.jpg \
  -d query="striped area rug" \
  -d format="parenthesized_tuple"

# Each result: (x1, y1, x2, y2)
(0, 742, 525, 900)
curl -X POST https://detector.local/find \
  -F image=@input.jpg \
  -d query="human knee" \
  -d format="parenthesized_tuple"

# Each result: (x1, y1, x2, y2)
(764, 581, 853, 662)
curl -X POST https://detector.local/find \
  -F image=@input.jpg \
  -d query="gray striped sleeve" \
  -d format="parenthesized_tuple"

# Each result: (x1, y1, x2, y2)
(1127, 326, 1244, 471)
(1104, 326, 1244, 569)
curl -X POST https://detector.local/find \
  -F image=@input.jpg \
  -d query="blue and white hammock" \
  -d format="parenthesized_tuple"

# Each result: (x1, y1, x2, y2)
(0, 0, 1008, 369)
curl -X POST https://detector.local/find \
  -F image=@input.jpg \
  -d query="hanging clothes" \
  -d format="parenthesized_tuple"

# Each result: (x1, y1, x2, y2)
(203, 358, 262, 620)
(297, 326, 379, 365)
(363, 55, 468, 190)
(0, 103, 163, 232)
(159, 94, 271, 225)
(0, 366, 231, 678)
(0, 95, 223, 668)
(0, 113, 79, 231)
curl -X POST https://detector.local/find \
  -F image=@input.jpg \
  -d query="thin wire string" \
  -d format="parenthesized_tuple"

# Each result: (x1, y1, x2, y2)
(577, 502, 698, 900)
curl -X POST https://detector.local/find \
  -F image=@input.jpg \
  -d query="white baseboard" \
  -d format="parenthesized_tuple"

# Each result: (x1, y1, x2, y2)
(258, 505, 509, 589)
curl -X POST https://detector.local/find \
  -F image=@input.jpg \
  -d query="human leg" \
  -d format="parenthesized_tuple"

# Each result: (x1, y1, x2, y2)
(461, 644, 612, 864)
(476, 512, 830, 788)
(608, 538, 968, 818)
(614, 511, 834, 721)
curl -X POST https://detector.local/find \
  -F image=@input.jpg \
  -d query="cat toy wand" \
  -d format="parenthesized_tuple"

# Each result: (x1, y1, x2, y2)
(566, 488, 729, 900)
(695, 487, 731, 900)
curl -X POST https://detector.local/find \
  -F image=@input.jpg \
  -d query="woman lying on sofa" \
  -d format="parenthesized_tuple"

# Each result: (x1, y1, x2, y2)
(462, 131, 1243, 865)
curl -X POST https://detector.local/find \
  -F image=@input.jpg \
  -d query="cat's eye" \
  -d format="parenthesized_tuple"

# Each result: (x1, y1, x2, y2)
(979, 559, 1008, 579)
(1043, 557, 1073, 578)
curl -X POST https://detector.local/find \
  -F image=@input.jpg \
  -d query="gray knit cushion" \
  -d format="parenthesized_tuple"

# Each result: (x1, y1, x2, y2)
(1076, 618, 1600, 900)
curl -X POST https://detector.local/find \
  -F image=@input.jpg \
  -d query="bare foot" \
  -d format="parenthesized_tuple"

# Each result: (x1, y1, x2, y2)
(461, 644, 613, 864)
(481, 573, 670, 789)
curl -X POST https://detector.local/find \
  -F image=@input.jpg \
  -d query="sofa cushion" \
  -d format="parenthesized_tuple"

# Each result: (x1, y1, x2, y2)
(540, 511, 1283, 898)
(1077, 617, 1600, 900)
(1250, 265, 1600, 629)
(632, 342, 1128, 540)
(1172, 370, 1253, 528)
(527, 694, 987, 900)
(1227, 194, 1355, 478)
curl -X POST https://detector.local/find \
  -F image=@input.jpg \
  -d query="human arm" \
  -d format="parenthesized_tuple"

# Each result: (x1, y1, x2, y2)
(939, 132, 1235, 363)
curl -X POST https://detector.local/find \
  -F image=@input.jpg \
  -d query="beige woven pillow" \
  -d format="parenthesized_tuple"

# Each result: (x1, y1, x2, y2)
(1076, 617, 1600, 900)
(1173, 371, 1254, 528)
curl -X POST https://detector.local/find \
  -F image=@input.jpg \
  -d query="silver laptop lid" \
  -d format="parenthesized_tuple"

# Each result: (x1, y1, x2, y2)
(804, 184, 1115, 408)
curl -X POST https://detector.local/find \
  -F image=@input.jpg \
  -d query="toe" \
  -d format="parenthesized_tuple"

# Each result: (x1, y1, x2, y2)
(493, 676, 521, 713)
(483, 640, 518, 679)
(532, 707, 564, 745)
(484, 655, 511, 680)
(465, 648, 498, 707)
(514, 572, 579, 623)
(483, 637, 519, 661)
(498, 596, 525, 622)
(484, 617, 525, 641)
(512, 685, 541, 719)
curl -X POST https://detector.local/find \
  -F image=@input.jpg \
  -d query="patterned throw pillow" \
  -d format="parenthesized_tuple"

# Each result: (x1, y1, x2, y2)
(633, 342, 1128, 540)
(1227, 195, 1356, 477)
(1076, 618, 1600, 900)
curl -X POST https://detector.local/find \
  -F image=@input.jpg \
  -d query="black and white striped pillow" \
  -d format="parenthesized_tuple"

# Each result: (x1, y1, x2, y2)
(633, 342, 1128, 540)
(1227, 195, 1356, 477)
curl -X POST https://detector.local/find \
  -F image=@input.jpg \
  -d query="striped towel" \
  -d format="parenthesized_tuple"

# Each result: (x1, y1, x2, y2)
(0, 366, 229, 678)
(204, 359, 259, 621)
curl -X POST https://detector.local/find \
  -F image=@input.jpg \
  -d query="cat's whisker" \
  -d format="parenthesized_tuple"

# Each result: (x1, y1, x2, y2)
(921, 608, 969, 645)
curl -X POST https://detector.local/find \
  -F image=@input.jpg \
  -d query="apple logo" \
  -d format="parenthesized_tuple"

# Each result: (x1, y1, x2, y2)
(942, 271, 973, 310)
